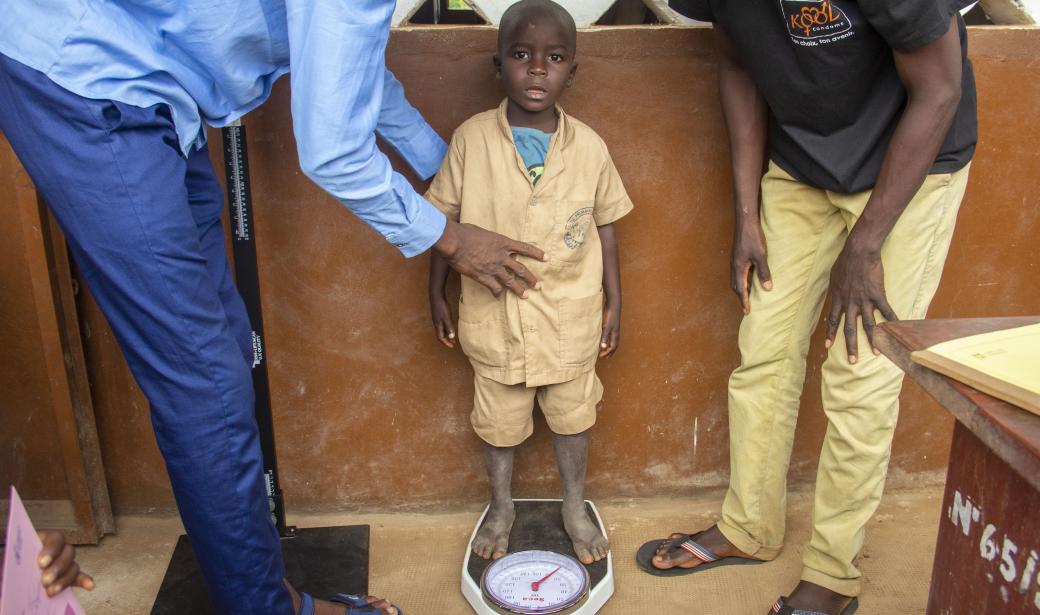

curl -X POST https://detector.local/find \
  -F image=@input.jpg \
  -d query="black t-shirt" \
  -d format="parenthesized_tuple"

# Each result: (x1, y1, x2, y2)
(671, 0, 977, 193)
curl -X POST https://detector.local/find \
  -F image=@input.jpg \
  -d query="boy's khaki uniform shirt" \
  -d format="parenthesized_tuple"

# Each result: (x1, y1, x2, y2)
(426, 99, 633, 387)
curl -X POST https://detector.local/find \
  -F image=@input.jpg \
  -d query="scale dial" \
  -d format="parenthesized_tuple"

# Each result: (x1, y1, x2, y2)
(480, 550, 590, 614)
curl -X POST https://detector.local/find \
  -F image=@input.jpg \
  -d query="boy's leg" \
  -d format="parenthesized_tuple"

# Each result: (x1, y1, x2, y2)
(800, 165, 970, 598)
(714, 162, 848, 560)
(540, 371, 607, 564)
(470, 373, 536, 559)
(473, 442, 517, 560)
(552, 430, 610, 564)
(0, 55, 291, 614)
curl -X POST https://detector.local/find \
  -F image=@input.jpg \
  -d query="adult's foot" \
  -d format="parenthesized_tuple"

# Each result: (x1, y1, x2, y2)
(286, 580, 398, 615)
(562, 500, 609, 564)
(781, 581, 855, 614)
(471, 499, 515, 560)
(651, 524, 755, 570)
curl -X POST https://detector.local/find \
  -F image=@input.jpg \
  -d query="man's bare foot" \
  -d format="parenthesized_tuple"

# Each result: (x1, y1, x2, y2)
(651, 524, 755, 570)
(783, 581, 855, 615)
(472, 499, 515, 560)
(563, 500, 608, 564)
(285, 580, 399, 615)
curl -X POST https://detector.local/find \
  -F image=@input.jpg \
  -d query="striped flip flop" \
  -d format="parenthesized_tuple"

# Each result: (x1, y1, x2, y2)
(635, 531, 765, 577)
(768, 596, 859, 615)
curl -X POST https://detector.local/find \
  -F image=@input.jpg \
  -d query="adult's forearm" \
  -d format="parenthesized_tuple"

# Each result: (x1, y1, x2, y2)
(376, 69, 448, 180)
(715, 27, 768, 221)
(286, 0, 446, 257)
(847, 17, 963, 255)
(847, 99, 958, 254)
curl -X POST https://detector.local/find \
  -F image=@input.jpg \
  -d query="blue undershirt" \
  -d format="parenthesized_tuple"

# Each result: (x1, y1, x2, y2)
(511, 126, 553, 185)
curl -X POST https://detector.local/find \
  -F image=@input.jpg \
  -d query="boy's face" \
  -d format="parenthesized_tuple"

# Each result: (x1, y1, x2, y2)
(495, 12, 577, 123)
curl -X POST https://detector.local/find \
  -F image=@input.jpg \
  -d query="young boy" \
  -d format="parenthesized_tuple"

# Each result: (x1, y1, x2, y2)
(426, 0, 633, 566)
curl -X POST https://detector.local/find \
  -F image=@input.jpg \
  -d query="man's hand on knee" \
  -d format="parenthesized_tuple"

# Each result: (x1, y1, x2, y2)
(824, 245, 898, 363)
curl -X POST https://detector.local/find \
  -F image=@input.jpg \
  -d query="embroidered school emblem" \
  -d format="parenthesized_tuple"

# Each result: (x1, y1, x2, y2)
(780, 0, 853, 46)
(564, 207, 593, 250)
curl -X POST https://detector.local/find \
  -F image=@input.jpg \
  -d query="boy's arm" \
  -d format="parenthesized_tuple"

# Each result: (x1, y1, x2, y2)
(715, 25, 772, 315)
(599, 223, 621, 358)
(429, 250, 456, 348)
(426, 132, 464, 349)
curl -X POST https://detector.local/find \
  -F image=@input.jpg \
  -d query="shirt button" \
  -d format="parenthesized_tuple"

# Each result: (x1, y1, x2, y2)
(528, 197, 538, 206)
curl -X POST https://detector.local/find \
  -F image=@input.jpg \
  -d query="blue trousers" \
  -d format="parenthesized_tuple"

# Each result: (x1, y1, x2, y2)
(0, 55, 293, 614)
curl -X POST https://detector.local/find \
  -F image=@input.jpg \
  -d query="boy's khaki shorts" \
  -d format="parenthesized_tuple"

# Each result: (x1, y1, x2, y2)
(471, 370, 603, 447)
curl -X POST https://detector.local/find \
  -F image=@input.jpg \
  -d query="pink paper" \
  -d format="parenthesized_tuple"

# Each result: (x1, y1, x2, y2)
(1, 486, 85, 615)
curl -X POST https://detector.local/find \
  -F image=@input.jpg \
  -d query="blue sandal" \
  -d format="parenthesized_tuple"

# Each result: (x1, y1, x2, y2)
(297, 592, 405, 615)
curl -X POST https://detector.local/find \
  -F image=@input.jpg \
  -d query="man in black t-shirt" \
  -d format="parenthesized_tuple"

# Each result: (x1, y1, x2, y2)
(635, 1, 977, 613)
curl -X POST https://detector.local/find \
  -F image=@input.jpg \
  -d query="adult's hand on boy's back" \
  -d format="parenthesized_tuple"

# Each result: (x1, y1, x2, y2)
(434, 220, 548, 298)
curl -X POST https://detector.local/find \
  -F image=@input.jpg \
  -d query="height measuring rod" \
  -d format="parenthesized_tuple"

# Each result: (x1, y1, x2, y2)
(221, 120, 294, 538)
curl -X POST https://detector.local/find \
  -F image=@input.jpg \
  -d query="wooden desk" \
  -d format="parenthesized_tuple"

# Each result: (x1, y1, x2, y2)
(877, 317, 1040, 614)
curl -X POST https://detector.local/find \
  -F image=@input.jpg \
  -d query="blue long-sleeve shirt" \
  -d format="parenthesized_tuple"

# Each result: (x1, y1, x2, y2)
(0, 0, 447, 257)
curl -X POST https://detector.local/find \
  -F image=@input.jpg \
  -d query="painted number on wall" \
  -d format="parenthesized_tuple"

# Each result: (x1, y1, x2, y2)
(949, 490, 1040, 608)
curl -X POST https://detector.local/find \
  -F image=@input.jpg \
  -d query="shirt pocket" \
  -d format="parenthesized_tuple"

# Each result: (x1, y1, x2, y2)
(457, 294, 507, 368)
(558, 290, 603, 366)
(551, 200, 596, 268)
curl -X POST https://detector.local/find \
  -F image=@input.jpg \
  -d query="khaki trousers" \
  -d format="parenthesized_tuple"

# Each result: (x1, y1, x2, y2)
(718, 161, 970, 597)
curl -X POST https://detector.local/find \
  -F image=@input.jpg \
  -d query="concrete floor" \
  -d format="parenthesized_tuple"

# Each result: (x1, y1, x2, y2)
(70, 486, 941, 615)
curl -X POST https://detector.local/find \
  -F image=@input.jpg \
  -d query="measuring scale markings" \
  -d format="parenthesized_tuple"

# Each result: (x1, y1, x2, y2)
(226, 125, 250, 241)
(482, 551, 589, 613)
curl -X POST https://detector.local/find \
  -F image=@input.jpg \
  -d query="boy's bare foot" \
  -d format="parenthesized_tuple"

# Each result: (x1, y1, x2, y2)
(782, 581, 855, 614)
(563, 500, 609, 564)
(472, 499, 515, 560)
(286, 580, 398, 615)
(651, 524, 753, 570)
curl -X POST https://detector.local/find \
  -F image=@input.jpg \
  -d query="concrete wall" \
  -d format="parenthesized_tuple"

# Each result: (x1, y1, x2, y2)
(62, 27, 1040, 513)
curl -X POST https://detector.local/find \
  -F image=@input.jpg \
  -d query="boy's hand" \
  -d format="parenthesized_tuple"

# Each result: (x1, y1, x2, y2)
(434, 220, 546, 298)
(429, 293, 457, 349)
(599, 303, 621, 359)
(38, 530, 94, 597)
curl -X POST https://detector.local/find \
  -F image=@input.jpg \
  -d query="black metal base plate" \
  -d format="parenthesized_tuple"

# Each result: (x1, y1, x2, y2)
(151, 525, 369, 615)
(465, 500, 607, 588)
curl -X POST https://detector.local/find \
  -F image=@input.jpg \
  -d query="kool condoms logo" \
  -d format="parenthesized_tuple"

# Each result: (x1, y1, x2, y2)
(780, 0, 852, 42)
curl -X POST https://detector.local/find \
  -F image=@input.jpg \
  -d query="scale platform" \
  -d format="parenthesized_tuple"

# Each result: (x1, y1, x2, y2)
(461, 499, 613, 614)
(151, 525, 369, 614)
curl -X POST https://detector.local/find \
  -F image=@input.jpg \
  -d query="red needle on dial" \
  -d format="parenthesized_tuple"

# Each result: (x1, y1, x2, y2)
(531, 566, 562, 592)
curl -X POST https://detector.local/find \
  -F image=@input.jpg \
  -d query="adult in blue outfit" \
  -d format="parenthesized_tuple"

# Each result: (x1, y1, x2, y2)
(0, 2, 547, 614)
